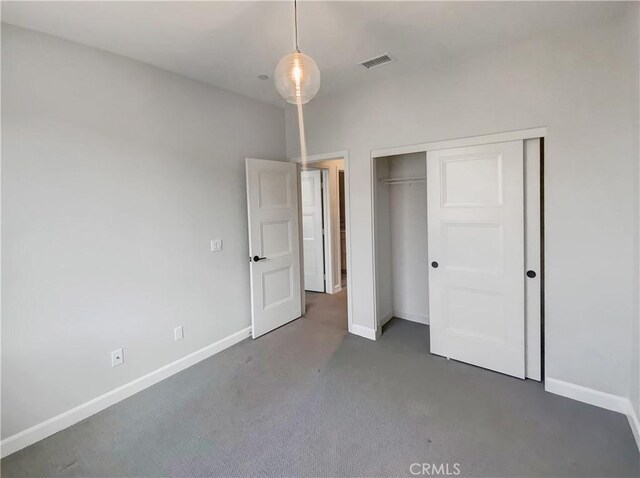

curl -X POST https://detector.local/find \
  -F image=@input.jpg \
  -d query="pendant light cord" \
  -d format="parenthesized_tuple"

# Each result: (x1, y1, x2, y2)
(294, 0, 300, 52)
(293, 0, 306, 163)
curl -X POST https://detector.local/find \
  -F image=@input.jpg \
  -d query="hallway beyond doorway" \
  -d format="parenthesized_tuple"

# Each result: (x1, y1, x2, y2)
(304, 283, 348, 331)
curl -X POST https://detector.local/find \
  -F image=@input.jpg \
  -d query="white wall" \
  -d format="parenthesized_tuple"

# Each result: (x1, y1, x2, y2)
(287, 11, 639, 400)
(632, 0, 640, 433)
(1, 25, 286, 439)
(389, 153, 428, 324)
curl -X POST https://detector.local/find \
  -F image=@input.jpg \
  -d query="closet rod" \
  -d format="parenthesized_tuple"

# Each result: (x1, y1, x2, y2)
(380, 176, 426, 185)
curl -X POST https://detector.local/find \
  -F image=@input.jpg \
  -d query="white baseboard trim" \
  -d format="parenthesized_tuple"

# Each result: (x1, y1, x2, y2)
(627, 403, 640, 452)
(394, 311, 429, 325)
(329, 284, 342, 294)
(349, 323, 377, 341)
(379, 312, 393, 328)
(0, 326, 252, 458)
(545, 377, 629, 414)
(545, 377, 640, 451)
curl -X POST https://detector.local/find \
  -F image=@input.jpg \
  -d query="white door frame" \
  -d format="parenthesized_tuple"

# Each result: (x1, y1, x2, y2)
(370, 127, 546, 378)
(321, 169, 331, 291)
(292, 151, 354, 334)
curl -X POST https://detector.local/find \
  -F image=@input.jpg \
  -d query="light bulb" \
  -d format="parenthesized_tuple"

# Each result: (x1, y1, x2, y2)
(274, 51, 320, 104)
(293, 64, 302, 84)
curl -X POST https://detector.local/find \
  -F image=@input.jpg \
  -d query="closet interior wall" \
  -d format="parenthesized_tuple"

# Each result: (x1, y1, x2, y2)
(375, 152, 429, 327)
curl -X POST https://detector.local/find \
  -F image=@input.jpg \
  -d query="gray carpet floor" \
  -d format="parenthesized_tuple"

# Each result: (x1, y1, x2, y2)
(2, 288, 639, 477)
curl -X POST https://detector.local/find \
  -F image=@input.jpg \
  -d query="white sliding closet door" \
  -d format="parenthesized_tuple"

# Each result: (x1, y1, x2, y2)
(427, 141, 525, 378)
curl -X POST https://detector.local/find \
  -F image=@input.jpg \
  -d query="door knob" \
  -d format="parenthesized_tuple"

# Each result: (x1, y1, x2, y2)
(253, 255, 267, 262)
(526, 270, 536, 278)
(431, 261, 439, 268)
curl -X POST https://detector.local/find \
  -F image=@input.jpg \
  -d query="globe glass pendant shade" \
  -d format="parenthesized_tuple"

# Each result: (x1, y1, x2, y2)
(274, 51, 321, 104)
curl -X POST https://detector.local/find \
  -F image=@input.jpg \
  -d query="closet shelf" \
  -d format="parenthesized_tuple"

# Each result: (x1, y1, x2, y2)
(380, 176, 426, 185)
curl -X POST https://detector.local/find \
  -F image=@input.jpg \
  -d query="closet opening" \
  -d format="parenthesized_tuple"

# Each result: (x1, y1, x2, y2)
(372, 136, 543, 381)
(374, 152, 429, 330)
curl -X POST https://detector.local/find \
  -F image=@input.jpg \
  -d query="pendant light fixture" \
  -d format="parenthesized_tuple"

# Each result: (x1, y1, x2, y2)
(274, 0, 320, 163)
(274, 0, 321, 105)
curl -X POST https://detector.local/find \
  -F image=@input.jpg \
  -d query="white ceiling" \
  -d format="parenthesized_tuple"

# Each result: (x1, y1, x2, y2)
(1, 1, 628, 107)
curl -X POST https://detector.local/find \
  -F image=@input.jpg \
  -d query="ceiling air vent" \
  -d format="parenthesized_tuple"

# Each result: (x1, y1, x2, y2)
(359, 53, 394, 70)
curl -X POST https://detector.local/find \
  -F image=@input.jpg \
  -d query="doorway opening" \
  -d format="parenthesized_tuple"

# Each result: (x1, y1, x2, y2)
(299, 155, 350, 331)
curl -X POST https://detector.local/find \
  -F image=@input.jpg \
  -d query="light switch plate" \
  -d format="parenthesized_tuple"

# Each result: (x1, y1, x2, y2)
(111, 348, 124, 367)
(174, 326, 184, 341)
(210, 239, 222, 252)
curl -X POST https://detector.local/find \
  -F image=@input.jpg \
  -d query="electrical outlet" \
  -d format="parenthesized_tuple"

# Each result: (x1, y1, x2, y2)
(111, 348, 124, 367)
(174, 326, 184, 341)
(210, 239, 222, 252)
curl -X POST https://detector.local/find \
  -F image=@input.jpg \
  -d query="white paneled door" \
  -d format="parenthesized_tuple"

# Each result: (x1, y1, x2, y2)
(246, 158, 302, 339)
(301, 170, 325, 292)
(427, 141, 525, 378)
